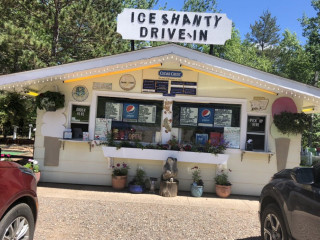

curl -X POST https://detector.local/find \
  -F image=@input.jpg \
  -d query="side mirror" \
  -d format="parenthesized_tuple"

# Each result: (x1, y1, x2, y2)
(292, 167, 314, 184)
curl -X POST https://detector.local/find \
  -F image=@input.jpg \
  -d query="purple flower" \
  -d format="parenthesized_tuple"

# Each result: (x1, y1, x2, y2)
(122, 163, 127, 168)
(116, 163, 120, 167)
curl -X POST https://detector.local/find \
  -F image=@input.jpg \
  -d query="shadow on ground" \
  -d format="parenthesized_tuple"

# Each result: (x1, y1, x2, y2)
(38, 182, 260, 201)
(236, 237, 261, 240)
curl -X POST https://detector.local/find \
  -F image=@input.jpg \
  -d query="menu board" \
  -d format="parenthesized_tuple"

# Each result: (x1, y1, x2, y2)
(214, 109, 232, 127)
(138, 105, 156, 123)
(94, 118, 112, 140)
(105, 102, 123, 121)
(180, 107, 198, 126)
(142, 80, 169, 93)
(123, 103, 139, 122)
(224, 127, 240, 149)
(71, 105, 90, 122)
(155, 81, 169, 93)
(247, 116, 266, 133)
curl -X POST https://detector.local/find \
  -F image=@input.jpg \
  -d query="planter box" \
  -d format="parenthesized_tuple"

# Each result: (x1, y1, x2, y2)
(102, 146, 229, 164)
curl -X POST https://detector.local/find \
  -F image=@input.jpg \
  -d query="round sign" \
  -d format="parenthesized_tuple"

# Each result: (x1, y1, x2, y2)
(119, 74, 136, 91)
(72, 85, 89, 102)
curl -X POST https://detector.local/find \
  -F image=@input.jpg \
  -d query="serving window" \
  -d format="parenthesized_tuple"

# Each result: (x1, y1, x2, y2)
(70, 105, 90, 139)
(95, 96, 163, 143)
(246, 115, 266, 151)
(172, 102, 241, 148)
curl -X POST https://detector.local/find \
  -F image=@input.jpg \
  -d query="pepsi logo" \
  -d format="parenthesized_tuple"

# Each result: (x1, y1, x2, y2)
(201, 109, 211, 118)
(126, 105, 135, 113)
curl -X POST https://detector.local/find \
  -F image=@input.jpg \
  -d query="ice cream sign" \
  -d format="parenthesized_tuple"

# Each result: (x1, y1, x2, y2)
(117, 9, 232, 45)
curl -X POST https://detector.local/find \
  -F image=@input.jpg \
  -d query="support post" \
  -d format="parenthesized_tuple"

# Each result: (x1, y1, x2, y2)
(131, 40, 135, 51)
(209, 44, 214, 55)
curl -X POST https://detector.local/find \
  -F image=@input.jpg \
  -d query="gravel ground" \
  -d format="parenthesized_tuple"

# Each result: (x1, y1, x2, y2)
(34, 184, 261, 240)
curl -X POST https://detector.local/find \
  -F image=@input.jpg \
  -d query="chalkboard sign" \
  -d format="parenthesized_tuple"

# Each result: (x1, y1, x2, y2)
(71, 105, 90, 123)
(247, 116, 266, 133)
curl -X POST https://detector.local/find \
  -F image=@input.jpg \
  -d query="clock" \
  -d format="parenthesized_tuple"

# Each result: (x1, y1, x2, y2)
(119, 74, 136, 91)
(72, 85, 89, 101)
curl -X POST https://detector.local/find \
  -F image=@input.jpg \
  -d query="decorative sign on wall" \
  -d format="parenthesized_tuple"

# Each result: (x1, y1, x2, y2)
(250, 97, 269, 111)
(72, 85, 89, 102)
(93, 82, 112, 91)
(105, 102, 123, 121)
(159, 70, 183, 78)
(71, 105, 90, 122)
(180, 107, 198, 126)
(117, 9, 232, 45)
(214, 109, 232, 127)
(119, 74, 136, 91)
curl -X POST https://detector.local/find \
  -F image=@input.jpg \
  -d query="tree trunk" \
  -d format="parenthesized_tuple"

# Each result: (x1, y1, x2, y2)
(159, 180, 179, 197)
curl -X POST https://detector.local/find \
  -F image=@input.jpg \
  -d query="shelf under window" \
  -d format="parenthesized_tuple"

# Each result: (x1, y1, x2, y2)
(241, 150, 274, 163)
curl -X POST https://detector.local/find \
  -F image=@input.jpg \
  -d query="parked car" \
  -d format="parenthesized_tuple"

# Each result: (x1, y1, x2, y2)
(0, 161, 38, 240)
(259, 163, 320, 240)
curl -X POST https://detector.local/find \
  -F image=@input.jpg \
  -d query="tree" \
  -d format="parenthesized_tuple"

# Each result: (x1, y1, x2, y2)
(246, 10, 280, 52)
(182, 0, 217, 12)
(300, 0, 320, 85)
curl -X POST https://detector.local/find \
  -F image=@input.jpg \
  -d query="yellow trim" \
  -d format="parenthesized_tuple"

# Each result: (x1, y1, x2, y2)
(181, 65, 277, 95)
(64, 64, 162, 83)
(302, 107, 314, 112)
(26, 91, 39, 96)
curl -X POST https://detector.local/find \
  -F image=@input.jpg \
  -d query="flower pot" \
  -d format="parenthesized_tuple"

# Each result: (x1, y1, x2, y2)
(215, 184, 231, 198)
(129, 184, 144, 193)
(112, 175, 127, 190)
(35, 172, 41, 184)
(190, 184, 203, 197)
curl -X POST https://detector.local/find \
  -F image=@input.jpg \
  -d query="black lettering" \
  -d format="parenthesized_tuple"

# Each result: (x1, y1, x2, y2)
(140, 27, 148, 37)
(215, 15, 222, 27)
(199, 30, 207, 41)
(161, 28, 165, 38)
(193, 15, 202, 26)
(149, 13, 156, 24)
(131, 12, 134, 22)
(179, 29, 186, 40)
(204, 16, 211, 26)
(171, 14, 180, 25)
(183, 14, 191, 26)
(138, 13, 146, 23)
(168, 28, 176, 39)
(193, 30, 196, 40)
(151, 27, 158, 38)
(162, 14, 168, 24)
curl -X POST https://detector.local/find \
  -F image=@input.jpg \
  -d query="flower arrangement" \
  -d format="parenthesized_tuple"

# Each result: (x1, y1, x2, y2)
(206, 137, 228, 155)
(0, 154, 11, 161)
(191, 166, 204, 186)
(24, 159, 40, 173)
(112, 162, 130, 176)
(214, 169, 232, 186)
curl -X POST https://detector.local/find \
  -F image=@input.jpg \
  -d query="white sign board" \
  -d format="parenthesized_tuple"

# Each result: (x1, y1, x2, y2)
(117, 9, 232, 45)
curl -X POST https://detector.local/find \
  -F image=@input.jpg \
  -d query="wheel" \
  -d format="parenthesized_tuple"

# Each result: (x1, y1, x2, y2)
(0, 203, 35, 240)
(261, 203, 289, 240)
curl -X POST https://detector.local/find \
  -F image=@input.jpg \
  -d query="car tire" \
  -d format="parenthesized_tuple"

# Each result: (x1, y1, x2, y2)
(0, 203, 35, 240)
(261, 203, 289, 240)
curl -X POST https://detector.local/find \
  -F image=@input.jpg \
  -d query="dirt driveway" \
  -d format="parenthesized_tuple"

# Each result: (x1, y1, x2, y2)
(34, 183, 260, 240)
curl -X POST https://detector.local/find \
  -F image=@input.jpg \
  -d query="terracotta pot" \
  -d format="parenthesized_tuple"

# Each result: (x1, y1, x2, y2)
(112, 175, 127, 190)
(35, 172, 41, 184)
(215, 184, 231, 198)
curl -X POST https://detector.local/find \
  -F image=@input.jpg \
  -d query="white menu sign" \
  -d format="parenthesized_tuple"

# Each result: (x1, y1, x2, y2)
(180, 107, 198, 126)
(94, 118, 112, 140)
(223, 127, 240, 149)
(138, 105, 156, 123)
(105, 103, 123, 121)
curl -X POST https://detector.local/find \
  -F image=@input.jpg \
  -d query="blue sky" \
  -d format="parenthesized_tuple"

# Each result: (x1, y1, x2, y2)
(156, 0, 317, 44)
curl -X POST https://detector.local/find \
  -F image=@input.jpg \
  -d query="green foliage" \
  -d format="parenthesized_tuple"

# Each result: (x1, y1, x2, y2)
(35, 91, 65, 111)
(214, 169, 231, 186)
(191, 166, 203, 186)
(274, 112, 312, 135)
(131, 167, 146, 186)
(246, 10, 280, 52)
(182, 0, 217, 12)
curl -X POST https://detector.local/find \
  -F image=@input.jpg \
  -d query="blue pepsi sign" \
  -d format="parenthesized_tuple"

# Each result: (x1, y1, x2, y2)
(159, 70, 183, 78)
(198, 108, 214, 127)
(123, 103, 139, 122)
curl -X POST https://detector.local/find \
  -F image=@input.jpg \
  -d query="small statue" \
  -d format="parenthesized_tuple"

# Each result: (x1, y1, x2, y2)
(161, 157, 178, 181)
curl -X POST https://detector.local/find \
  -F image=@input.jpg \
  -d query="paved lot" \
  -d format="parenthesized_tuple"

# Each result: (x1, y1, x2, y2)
(34, 183, 261, 240)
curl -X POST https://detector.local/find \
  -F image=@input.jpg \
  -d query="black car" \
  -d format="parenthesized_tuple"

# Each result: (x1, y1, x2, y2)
(259, 163, 320, 240)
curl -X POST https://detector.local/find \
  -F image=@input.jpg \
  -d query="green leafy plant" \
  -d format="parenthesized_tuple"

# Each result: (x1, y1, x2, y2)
(112, 162, 129, 176)
(191, 166, 203, 186)
(35, 91, 65, 111)
(24, 159, 40, 173)
(130, 167, 146, 186)
(214, 169, 232, 186)
(274, 112, 311, 135)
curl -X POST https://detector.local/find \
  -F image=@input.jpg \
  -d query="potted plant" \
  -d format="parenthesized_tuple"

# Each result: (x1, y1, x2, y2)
(111, 162, 130, 190)
(24, 159, 40, 184)
(129, 167, 146, 193)
(214, 168, 232, 198)
(190, 166, 204, 197)
(35, 91, 65, 111)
